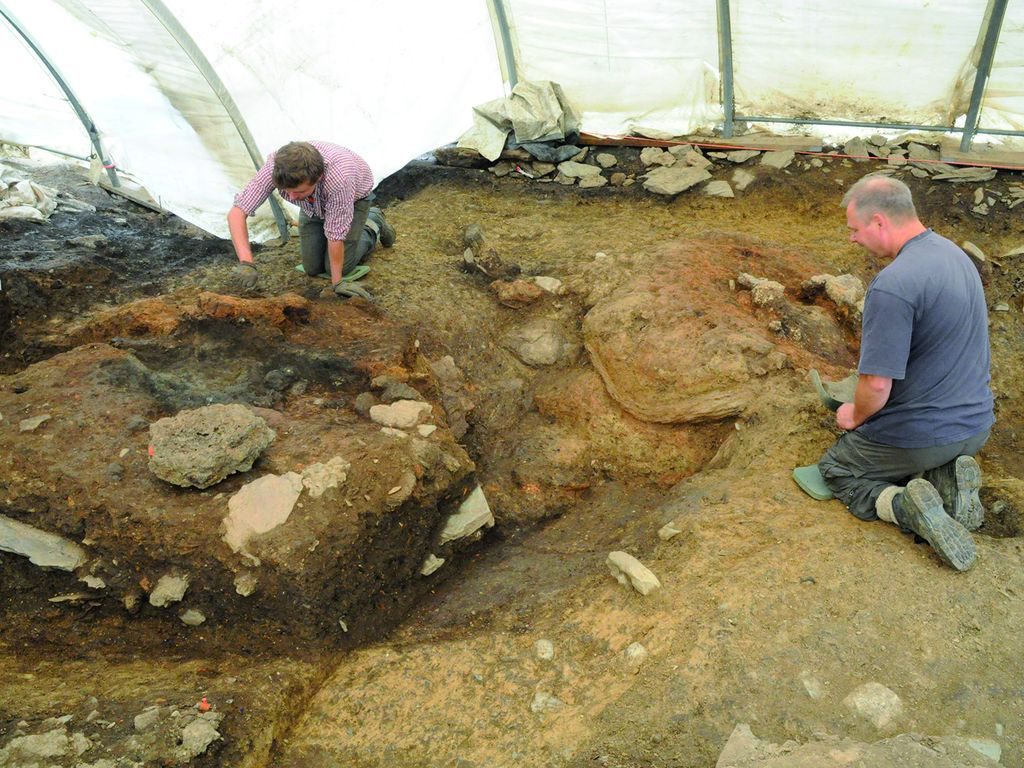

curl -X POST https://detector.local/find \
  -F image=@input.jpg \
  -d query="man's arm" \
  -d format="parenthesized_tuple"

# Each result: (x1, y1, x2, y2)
(327, 239, 345, 284)
(227, 205, 255, 263)
(836, 373, 893, 430)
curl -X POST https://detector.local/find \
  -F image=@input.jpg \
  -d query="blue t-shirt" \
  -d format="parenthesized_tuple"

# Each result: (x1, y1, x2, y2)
(858, 229, 993, 448)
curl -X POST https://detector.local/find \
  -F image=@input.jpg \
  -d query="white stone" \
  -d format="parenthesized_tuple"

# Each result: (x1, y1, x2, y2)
(531, 276, 564, 294)
(133, 707, 162, 731)
(0, 729, 69, 759)
(222, 472, 303, 553)
(657, 522, 682, 541)
(381, 427, 409, 439)
(964, 737, 1001, 762)
(606, 551, 661, 595)
(530, 691, 564, 713)
(179, 608, 206, 626)
(556, 160, 602, 178)
(439, 485, 495, 543)
(19, 414, 51, 432)
(234, 571, 258, 596)
(842, 682, 903, 729)
(800, 671, 825, 700)
(149, 573, 190, 607)
(417, 424, 437, 437)
(705, 180, 734, 198)
(726, 150, 760, 163)
(535, 639, 554, 660)
(369, 400, 432, 429)
(420, 554, 445, 576)
(301, 456, 350, 498)
(643, 165, 712, 195)
(0, 514, 87, 571)
(624, 642, 649, 670)
(760, 150, 796, 169)
(595, 153, 617, 168)
(732, 169, 756, 191)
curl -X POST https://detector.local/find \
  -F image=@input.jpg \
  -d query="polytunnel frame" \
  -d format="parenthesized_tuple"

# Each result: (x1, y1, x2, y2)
(0, 1, 120, 187)
(715, 0, 1018, 151)
(0, 0, 291, 240)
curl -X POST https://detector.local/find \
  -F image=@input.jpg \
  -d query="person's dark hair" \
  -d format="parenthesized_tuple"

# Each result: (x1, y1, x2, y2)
(841, 173, 918, 223)
(273, 142, 324, 188)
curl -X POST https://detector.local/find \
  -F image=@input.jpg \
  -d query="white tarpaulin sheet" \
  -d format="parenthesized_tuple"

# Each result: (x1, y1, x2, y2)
(0, 0, 1020, 241)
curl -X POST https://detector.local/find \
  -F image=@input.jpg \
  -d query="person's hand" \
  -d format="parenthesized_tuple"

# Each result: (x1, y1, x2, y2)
(836, 402, 858, 431)
(232, 262, 257, 290)
(319, 282, 374, 301)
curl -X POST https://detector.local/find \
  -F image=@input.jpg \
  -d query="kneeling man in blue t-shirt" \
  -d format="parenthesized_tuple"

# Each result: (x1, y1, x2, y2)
(818, 174, 994, 571)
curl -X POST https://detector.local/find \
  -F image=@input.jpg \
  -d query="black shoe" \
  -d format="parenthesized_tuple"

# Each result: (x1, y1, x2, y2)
(923, 455, 984, 531)
(369, 207, 395, 248)
(893, 479, 976, 571)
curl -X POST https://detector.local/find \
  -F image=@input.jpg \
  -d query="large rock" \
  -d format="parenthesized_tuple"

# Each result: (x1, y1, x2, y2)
(222, 472, 304, 553)
(0, 514, 87, 571)
(503, 319, 580, 367)
(642, 165, 712, 196)
(148, 403, 275, 489)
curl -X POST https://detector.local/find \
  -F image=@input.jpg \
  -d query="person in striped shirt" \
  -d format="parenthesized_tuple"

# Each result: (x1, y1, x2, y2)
(227, 141, 394, 297)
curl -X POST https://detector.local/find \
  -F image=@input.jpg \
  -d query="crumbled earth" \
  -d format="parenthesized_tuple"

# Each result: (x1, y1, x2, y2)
(1, 146, 1023, 767)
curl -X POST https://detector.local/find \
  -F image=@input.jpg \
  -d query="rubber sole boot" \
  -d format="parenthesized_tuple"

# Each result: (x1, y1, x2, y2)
(923, 455, 985, 531)
(894, 479, 976, 571)
(369, 207, 395, 248)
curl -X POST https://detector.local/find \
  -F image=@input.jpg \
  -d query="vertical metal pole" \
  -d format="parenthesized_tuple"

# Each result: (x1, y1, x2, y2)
(960, 0, 1008, 152)
(0, 2, 120, 186)
(716, 0, 735, 138)
(489, 0, 518, 90)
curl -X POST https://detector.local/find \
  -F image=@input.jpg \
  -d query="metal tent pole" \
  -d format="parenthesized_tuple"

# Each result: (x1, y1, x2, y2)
(716, 0, 736, 138)
(960, 0, 1008, 152)
(0, 1, 120, 187)
(139, 0, 290, 241)
(489, 0, 518, 90)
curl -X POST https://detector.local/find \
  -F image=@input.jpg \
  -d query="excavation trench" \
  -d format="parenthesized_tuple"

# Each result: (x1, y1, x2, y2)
(2, 155, 1024, 768)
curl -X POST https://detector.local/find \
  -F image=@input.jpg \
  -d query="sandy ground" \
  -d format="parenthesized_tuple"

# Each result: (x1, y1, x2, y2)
(2, 151, 1024, 767)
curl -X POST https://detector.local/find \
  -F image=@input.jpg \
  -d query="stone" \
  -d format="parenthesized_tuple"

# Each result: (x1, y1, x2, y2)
(149, 572, 190, 607)
(842, 682, 903, 729)
(595, 153, 617, 168)
(490, 279, 545, 308)
(148, 404, 275, 489)
(417, 424, 437, 437)
(234, 571, 258, 596)
(301, 456, 351, 498)
(532, 162, 556, 176)
(353, 392, 378, 416)
(624, 642, 649, 670)
(579, 174, 608, 189)
(420, 554, 445, 576)
(531, 276, 564, 294)
(732, 169, 756, 191)
(535, 639, 554, 660)
(760, 150, 796, 169)
(556, 160, 602, 179)
(439, 485, 495, 544)
(658, 522, 682, 540)
(221, 472, 303, 553)
(381, 382, 424, 403)
(177, 716, 222, 761)
(503, 319, 580, 367)
(681, 149, 713, 169)
(844, 137, 869, 160)
(0, 729, 70, 760)
(606, 551, 661, 595)
(726, 150, 760, 163)
(179, 608, 206, 626)
(133, 707, 162, 731)
(640, 147, 675, 167)
(530, 692, 564, 713)
(0, 514, 87, 571)
(369, 400, 432, 429)
(643, 165, 712, 195)
(705, 180, 734, 198)
(18, 413, 50, 432)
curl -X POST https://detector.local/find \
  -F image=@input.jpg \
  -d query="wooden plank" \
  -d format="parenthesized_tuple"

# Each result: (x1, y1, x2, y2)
(938, 137, 1024, 171)
(96, 179, 164, 213)
(580, 132, 822, 153)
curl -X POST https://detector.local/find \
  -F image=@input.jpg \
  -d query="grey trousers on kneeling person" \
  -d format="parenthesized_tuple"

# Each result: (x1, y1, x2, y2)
(298, 194, 377, 278)
(818, 428, 989, 521)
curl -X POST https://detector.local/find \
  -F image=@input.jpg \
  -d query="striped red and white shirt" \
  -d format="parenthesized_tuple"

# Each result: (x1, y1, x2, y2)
(233, 141, 374, 241)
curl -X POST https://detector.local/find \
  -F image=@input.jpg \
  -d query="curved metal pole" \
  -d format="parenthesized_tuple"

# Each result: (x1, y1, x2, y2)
(138, 0, 290, 241)
(0, 1, 120, 187)
(716, 0, 735, 139)
(488, 0, 518, 90)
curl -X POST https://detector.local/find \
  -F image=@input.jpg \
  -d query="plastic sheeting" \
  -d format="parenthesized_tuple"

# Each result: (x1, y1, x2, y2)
(0, 1, 1021, 241)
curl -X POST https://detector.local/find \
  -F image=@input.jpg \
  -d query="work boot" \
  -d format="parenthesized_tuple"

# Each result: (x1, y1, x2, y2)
(892, 479, 976, 571)
(368, 207, 396, 248)
(923, 455, 984, 531)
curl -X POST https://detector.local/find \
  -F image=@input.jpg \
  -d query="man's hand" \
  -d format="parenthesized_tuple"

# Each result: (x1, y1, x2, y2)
(319, 282, 374, 301)
(233, 262, 257, 290)
(836, 402, 858, 430)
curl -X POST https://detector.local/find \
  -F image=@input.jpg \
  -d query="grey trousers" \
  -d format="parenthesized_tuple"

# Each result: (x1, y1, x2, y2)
(298, 194, 377, 278)
(818, 428, 990, 521)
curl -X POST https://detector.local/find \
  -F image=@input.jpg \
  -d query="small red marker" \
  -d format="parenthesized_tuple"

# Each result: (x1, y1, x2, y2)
(148, 445, 155, 457)
(198, 697, 211, 712)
